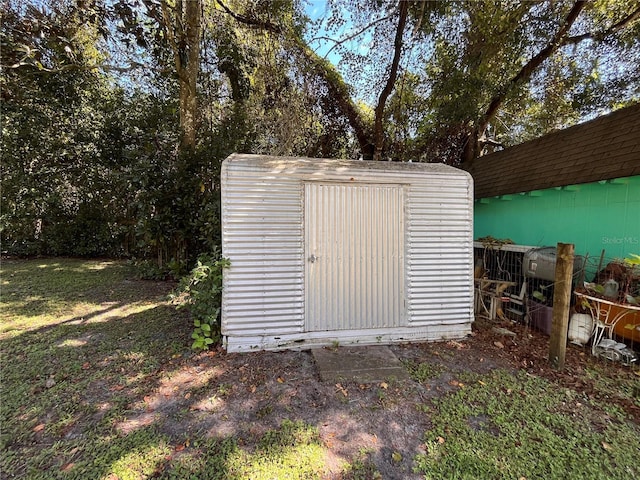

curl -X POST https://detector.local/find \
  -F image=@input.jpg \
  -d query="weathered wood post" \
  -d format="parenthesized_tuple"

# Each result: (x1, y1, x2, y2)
(549, 243, 575, 370)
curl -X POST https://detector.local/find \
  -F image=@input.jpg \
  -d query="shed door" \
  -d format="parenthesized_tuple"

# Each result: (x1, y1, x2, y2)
(305, 183, 405, 332)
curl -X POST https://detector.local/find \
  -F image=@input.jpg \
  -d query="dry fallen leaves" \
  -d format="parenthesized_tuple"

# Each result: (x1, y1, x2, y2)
(335, 383, 348, 397)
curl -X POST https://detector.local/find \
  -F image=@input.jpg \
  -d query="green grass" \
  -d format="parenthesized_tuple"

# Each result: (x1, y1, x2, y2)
(414, 369, 640, 479)
(0, 259, 329, 479)
(584, 366, 640, 408)
(340, 448, 383, 480)
(404, 359, 446, 382)
(152, 420, 327, 480)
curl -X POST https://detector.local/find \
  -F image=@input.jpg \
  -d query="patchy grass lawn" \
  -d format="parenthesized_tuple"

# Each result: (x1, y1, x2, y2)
(1, 258, 639, 479)
(414, 369, 639, 479)
(1, 259, 327, 479)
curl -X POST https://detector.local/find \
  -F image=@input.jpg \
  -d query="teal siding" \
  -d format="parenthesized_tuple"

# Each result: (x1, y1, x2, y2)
(474, 176, 640, 259)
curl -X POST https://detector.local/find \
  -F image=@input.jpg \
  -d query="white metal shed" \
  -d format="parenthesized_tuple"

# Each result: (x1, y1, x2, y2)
(221, 154, 474, 352)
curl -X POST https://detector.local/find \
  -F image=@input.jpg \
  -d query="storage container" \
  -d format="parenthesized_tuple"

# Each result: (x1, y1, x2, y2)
(528, 299, 553, 335)
(523, 247, 584, 281)
(568, 312, 593, 345)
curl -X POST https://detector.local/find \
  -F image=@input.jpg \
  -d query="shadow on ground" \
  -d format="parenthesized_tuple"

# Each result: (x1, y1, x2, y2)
(2, 259, 639, 479)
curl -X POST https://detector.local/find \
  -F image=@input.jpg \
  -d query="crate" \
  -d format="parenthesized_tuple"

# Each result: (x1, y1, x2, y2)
(528, 299, 553, 335)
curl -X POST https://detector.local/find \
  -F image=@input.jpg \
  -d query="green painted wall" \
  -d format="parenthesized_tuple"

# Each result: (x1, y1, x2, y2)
(474, 176, 640, 260)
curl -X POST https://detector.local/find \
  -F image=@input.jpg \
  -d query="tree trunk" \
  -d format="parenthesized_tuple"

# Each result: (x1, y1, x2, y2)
(372, 0, 408, 161)
(179, 0, 200, 152)
(161, 0, 201, 152)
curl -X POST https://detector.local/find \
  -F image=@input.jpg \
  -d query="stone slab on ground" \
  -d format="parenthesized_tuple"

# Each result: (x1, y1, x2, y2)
(312, 345, 412, 383)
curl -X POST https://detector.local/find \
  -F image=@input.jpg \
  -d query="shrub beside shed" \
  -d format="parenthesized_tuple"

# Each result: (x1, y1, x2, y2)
(221, 154, 474, 352)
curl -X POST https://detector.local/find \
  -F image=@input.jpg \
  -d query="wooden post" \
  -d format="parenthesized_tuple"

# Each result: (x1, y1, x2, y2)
(549, 243, 575, 370)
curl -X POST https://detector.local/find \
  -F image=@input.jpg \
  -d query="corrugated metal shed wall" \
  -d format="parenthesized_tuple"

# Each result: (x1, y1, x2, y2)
(221, 154, 474, 351)
(221, 165, 304, 336)
(407, 182, 476, 325)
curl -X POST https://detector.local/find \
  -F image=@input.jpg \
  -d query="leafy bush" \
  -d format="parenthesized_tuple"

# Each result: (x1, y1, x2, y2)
(172, 251, 230, 350)
(132, 259, 172, 281)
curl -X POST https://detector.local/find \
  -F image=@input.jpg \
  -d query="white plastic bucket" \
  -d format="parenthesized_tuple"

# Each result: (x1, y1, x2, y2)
(568, 313, 593, 346)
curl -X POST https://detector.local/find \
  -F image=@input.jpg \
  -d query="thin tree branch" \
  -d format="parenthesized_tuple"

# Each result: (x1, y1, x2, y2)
(309, 14, 394, 60)
(215, 0, 282, 33)
(3, 60, 159, 73)
(160, 0, 182, 72)
(412, 0, 427, 37)
(564, 5, 640, 45)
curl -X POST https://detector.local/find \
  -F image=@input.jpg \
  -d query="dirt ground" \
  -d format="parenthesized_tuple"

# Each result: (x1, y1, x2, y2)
(115, 318, 639, 479)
